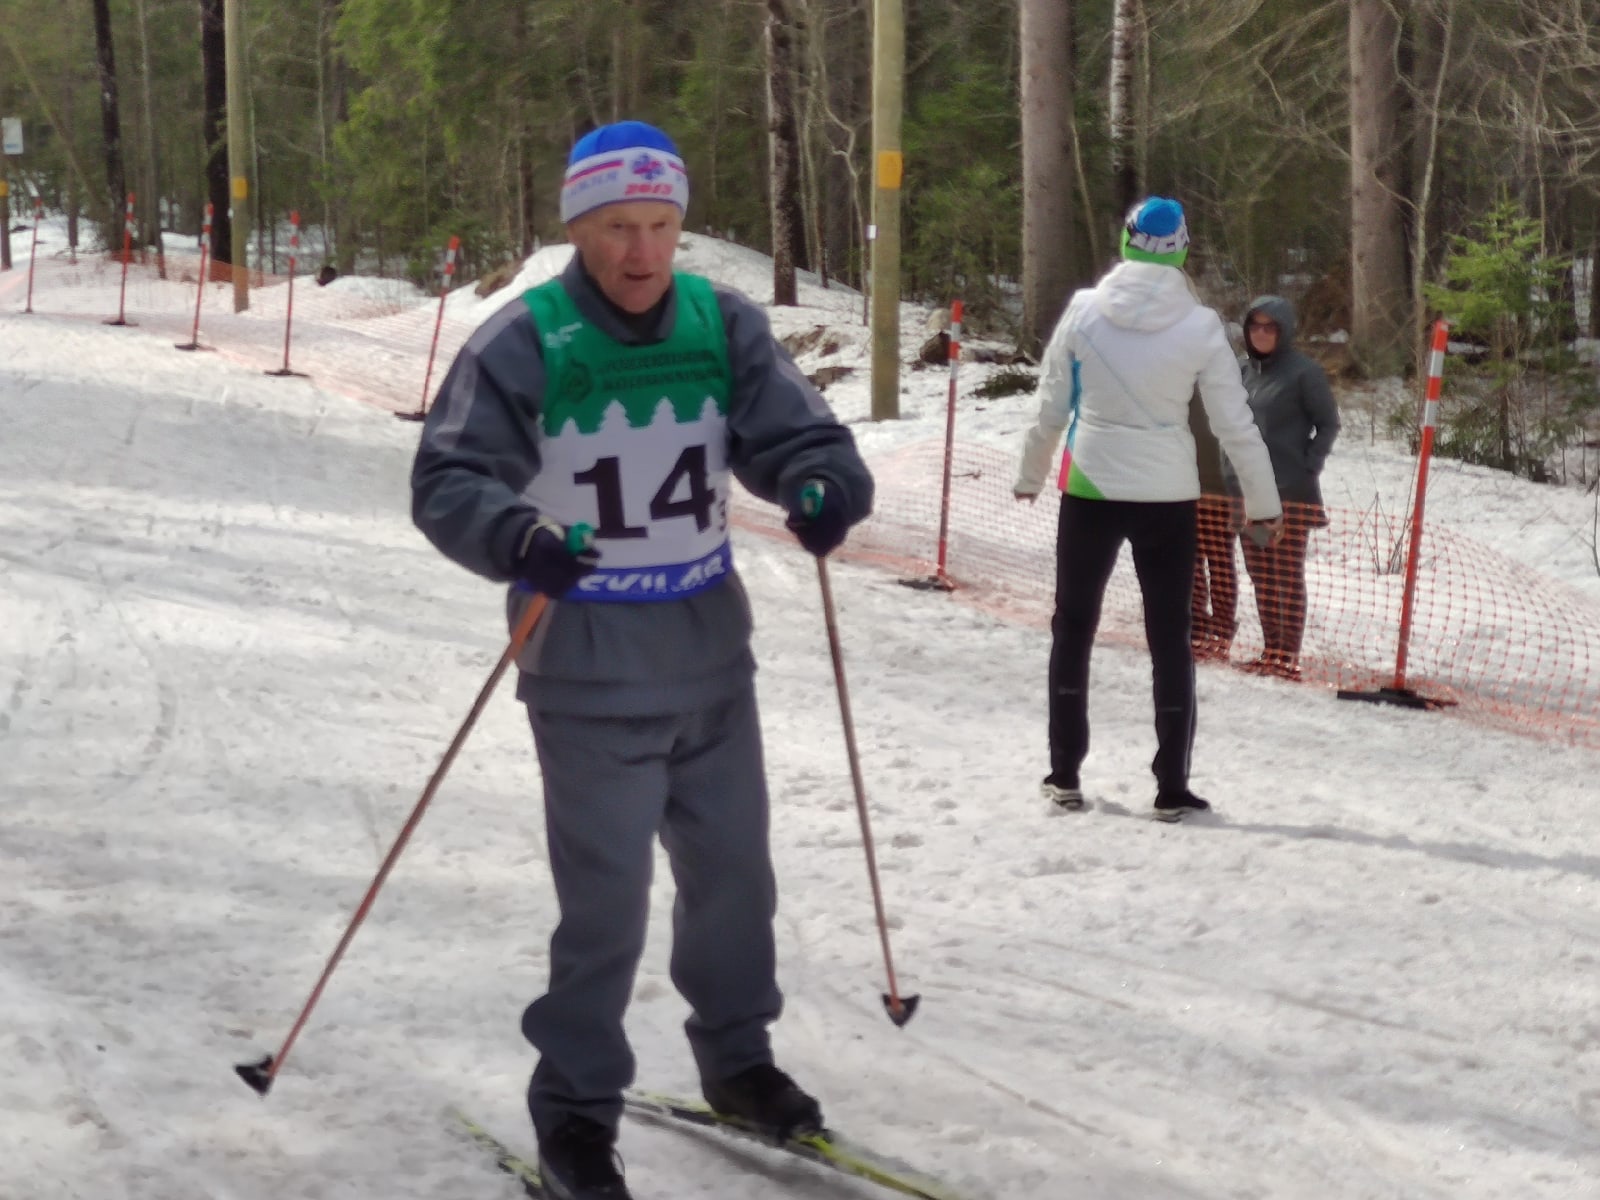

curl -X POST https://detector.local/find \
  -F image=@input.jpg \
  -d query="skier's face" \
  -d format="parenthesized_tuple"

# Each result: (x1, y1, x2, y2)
(570, 202, 683, 314)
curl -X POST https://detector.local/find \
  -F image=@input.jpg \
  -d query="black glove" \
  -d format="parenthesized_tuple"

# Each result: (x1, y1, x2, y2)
(513, 517, 600, 597)
(785, 479, 850, 558)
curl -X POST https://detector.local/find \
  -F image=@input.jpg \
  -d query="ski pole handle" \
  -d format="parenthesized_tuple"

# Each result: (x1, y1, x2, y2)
(799, 480, 826, 520)
(566, 522, 596, 555)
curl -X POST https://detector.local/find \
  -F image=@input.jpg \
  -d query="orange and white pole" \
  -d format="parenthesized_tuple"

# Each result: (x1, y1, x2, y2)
(177, 204, 214, 351)
(932, 299, 963, 588)
(106, 193, 136, 326)
(898, 299, 963, 592)
(24, 198, 42, 314)
(404, 234, 459, 421)
(266, 211, 304, 376)
(1391, 319, 1450, 691)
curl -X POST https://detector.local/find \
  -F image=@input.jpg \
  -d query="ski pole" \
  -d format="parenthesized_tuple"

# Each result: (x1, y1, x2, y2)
(813, 551, 921, 1027)
(236, 589, 554, 1096)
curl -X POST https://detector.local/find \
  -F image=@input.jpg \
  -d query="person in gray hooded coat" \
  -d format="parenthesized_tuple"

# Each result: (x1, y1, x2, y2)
(411, 120, 873, 1200)
(1236, 295, 1340, 679)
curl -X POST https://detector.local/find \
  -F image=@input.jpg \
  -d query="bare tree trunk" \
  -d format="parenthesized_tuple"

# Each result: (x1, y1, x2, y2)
(199, 0, 232, 274)
(1407, 0, 1454, 373)
(1590, 204, 1600, 340)
(324, 0, 356, 273)
(91, 0, 128, 234)
(516, 9, 536, 256)
(796, 0, 825, 286)
(808, 0, 868, 294)
(1350, 0, 1411, 377)
(1109, 0, 1141, 221)
(1020, 0, 1076, 355)
(766, 0, 804, 304)
(315, 0, 334, 267)
(132, 0, 165, 275)
(518, 140, 537, 257)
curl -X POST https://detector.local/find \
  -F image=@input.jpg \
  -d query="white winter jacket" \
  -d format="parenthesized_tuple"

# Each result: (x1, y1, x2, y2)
(1014, 261, 1281, 521)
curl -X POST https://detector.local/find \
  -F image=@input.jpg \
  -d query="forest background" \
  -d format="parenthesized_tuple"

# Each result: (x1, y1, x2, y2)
(2, 0, 1599, 481)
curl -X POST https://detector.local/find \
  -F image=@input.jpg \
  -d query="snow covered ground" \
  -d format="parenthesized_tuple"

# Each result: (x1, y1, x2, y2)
(3, 222, 1599, 1200)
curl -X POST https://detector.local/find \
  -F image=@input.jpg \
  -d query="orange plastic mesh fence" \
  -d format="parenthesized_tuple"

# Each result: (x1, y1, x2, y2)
(739, 441, 1598, 748)
(16, 254, 1600, 748)
(11, 250, 482, 415)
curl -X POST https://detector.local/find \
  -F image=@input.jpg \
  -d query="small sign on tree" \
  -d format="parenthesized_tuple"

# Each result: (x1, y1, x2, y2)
(2, 118, 22, 156)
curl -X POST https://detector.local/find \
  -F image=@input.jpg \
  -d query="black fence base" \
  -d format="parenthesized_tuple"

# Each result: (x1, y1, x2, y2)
(898, 573, 955, 592)
(1337, 686, 1455, 711)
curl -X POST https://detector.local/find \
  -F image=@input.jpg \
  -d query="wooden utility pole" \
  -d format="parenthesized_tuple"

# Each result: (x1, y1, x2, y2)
(869, 0, 904, 421)
(225, 0, 250, 311)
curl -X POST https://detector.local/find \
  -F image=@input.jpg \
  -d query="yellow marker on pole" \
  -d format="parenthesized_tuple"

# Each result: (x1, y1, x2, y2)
(869, 0, 905, 421)
(876, 152, 903, 190)
(231, 176, 248, 201)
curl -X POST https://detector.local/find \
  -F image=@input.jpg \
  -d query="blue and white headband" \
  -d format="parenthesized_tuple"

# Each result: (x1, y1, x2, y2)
(560, 121, 690, 224)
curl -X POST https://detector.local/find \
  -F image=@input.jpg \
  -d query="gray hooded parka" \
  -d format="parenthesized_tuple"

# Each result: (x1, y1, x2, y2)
(1238, 295, 1340, 508)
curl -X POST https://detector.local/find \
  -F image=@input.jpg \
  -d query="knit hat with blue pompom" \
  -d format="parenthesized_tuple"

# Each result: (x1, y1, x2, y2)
(1120, 197, 1189, 267)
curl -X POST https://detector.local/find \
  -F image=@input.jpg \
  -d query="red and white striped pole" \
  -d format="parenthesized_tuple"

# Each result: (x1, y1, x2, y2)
(899, 299, 962, 591)
(24, 198, 43, 314)
(266, 211, 306, 377)
(1391, 318, 1450, 692)
(176, 204, 214, 351)
(400, 234, 459, 421)
(932, 299, 963, 587)
(105, 193, 137, 326)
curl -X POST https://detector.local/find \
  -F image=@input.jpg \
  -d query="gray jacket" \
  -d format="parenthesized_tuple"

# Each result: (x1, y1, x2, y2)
(411, 256, 873, 716)
(1236, 295, 1340, 507)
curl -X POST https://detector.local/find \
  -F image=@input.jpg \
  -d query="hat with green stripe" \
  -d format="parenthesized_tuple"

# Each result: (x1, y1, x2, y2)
(1120, 197, 1189, 267)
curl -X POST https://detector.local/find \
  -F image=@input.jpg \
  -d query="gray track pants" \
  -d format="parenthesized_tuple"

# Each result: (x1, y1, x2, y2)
(522, 682, 783, 1139)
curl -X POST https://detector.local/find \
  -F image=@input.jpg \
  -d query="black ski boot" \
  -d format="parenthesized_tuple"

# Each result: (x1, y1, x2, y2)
(701, 1062, 824, 1139)
(537, 1114, 633, 1200)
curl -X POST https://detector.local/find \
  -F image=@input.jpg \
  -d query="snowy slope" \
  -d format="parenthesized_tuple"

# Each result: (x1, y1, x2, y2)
(2, 228, 1599, 1200)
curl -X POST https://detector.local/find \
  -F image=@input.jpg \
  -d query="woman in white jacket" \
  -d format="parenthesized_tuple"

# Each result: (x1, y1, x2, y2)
(1013, 197, 1282, 821)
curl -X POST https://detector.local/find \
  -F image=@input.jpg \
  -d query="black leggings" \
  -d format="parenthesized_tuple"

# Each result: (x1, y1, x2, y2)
(1048, 495, 1198, 796)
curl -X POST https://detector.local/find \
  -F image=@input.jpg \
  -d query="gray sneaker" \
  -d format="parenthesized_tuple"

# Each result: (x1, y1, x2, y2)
(1042, 781, 1086, 813)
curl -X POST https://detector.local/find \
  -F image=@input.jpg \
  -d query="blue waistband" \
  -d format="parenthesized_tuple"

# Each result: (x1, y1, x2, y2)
(561, 542, 734, 603)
